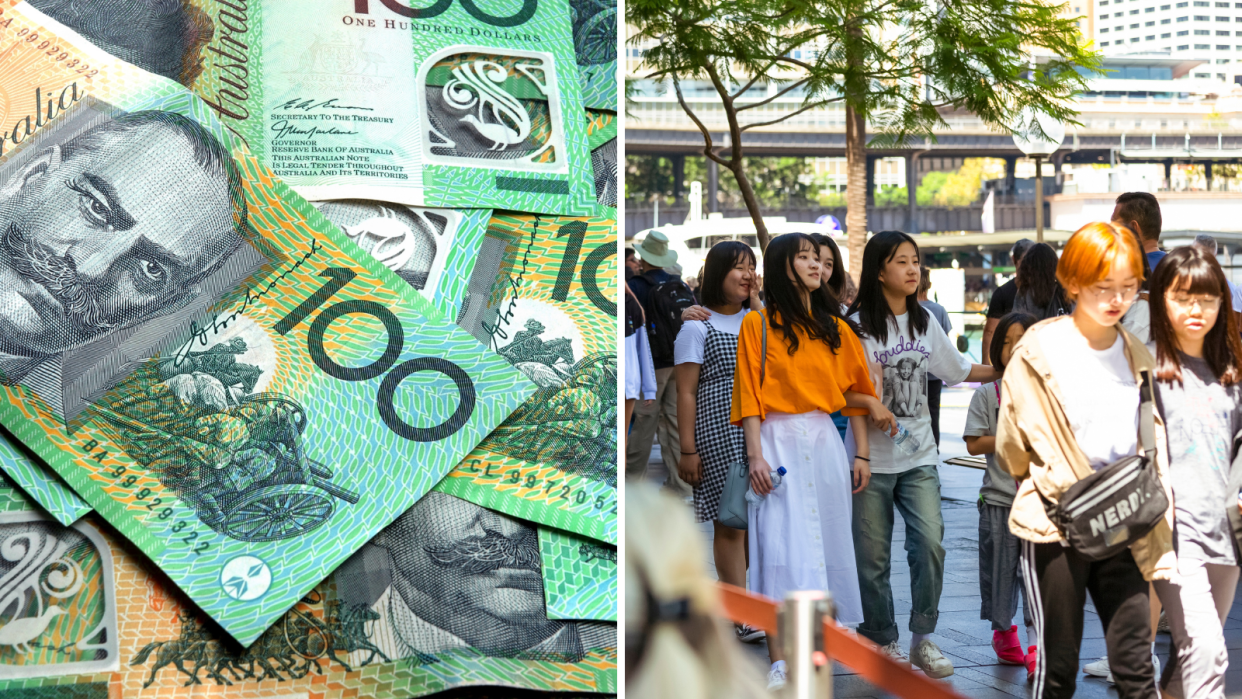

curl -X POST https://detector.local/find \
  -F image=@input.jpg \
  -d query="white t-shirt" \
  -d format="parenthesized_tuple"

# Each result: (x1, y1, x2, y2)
(1120, 298, 1150, 344)
(1229, 281, 1242, 312)
(1040, 320, 1139, 469)
(851, 311, 972, 474)
(673, 309, 748, 365)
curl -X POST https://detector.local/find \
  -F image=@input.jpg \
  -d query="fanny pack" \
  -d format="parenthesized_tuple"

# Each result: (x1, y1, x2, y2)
(1047, 370, 1169, 561)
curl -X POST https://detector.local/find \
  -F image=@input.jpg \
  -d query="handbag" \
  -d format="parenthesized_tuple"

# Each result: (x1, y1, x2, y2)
(1048, 370, 1170, 561)
(717, 311, 766, 530)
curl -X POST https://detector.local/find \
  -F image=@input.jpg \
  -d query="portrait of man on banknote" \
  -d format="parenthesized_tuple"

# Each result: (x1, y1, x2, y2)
(337, 491, 614, 662)
(0, 108, 249, 416)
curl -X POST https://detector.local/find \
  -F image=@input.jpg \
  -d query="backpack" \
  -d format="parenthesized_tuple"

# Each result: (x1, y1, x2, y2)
(643, 276, 697, 364)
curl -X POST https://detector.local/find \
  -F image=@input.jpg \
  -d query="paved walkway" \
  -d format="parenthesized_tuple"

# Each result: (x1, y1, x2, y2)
(640, 385, 1242, 698)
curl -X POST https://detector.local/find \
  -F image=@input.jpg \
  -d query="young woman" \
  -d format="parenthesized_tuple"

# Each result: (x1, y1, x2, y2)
(808, 232, 848, 302)
(964, 311, 1039, 679)
(1013, 243, 1070, 321)
(845, 230, 1001, 678)
(1148, 246, 1242, 699)
(625, 282, 657, 434)
(997, 222, 1174, 699)
(731, 233, 895, 691)
(673, 241, 763, 643)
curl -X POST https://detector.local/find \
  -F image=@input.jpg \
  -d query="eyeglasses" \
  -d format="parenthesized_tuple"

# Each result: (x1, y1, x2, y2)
(1166, 294, 1222, 312)
(1083, 284, 1140, 303)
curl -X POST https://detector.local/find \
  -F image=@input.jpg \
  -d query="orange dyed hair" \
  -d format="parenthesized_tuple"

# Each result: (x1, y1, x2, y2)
(1056, 222, 1145, 301)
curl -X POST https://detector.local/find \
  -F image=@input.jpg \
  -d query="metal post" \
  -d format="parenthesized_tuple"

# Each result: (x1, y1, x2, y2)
(1206, 161, 1214, 192)
(906, 152, 919, 234)
(780, 591, 834, 699)
(707, 158, 719, 213)
(673, 155, 685, 205)
(1034, 154, 1044, 244)
(865, 155, 877, 207)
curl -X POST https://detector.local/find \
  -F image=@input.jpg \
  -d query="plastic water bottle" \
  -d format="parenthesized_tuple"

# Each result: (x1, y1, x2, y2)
(890, 423, 922, 456)
(745, 467, 787, 505)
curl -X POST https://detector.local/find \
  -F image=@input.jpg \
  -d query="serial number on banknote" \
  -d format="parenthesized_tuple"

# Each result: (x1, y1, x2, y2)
(458, 459, 617, 515)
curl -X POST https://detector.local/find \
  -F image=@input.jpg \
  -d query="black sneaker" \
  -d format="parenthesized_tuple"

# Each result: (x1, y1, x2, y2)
(736, 624, 766, 643)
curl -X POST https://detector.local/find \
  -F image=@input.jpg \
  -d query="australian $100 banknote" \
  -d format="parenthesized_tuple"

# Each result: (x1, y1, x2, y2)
(0, 5, 533, 645)
(24, 0, 602, 215)
(0, 471, 617, 696)
(435, 213, 617, 544)
(539, 525, 617, 621)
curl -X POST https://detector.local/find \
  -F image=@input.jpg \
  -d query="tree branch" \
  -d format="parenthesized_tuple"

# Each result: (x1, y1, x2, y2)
(733, 57, 785, 99)
(738, 96, 847, 131)
(736, 77, 813, 111)
(671, 75, 734, 168)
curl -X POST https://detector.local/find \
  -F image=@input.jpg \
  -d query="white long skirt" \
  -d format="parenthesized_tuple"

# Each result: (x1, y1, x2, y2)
(748, 410, 863, 625)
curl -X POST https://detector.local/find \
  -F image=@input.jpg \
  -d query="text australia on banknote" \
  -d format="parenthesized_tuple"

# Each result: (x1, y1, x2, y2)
(26, 0, 601, 215)
(0, 5, 537, 645)
(0, 470, 617, 696)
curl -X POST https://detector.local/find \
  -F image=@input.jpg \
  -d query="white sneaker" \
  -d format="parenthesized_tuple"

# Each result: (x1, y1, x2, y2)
(767, 665, 787, 690)
(1102, 652, 1158, 686)
(1084, 655, 1110, 677)
(879, 640, 911, 667)
(910, 639, 955, 679)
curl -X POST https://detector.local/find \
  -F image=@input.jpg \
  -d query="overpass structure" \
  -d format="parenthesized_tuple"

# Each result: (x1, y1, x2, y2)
(626, 50, 1242, 232)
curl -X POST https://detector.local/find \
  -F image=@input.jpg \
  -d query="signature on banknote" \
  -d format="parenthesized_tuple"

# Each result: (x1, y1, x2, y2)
(275, 97, 373, 113)
(270, 121, 359, 141)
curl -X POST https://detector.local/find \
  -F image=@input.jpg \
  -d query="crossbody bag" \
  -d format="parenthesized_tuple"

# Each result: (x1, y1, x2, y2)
(1047, 370, 1169, 560)
(717, 311, 766, 530)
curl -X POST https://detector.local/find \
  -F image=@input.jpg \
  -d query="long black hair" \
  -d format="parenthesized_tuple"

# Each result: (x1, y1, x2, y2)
(1016, 243, 1067, 310)
(1149, 246, 1242, 386)
(762, 233, 842, 354)
(845, 230, 928, 345)
(699, 241, 756, 309)
(808, 233, 846, 300)
(989, 311, 1038, 371)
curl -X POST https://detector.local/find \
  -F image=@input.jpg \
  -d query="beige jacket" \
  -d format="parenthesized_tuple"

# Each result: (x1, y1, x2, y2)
(996, 316, 1176, 581)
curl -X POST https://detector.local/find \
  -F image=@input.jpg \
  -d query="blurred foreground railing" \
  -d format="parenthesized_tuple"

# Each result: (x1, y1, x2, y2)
(716, 582, 968, 699)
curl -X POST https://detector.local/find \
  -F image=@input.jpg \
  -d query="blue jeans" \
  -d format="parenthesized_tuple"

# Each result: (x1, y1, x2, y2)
(852, 464, 946, 646)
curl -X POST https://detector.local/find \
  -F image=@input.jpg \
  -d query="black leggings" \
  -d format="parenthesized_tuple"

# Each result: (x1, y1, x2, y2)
(1021, 540, 1156, 699)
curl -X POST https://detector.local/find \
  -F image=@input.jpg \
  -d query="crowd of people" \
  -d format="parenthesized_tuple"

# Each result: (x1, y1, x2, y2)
(624, 191, 1242, 699)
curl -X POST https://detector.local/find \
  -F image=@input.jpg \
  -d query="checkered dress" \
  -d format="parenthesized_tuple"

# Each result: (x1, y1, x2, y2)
(694, 322, 748, 523)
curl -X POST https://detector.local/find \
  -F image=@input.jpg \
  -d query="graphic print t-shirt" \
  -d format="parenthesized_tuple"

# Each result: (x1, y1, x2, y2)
(851, 311, 972, 474)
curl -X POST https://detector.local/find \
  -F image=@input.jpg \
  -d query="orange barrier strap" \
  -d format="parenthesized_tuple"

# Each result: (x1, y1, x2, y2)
(716, 583, 967, 699)
(822, 619, 967, 699)
(717, 582, 779, 635)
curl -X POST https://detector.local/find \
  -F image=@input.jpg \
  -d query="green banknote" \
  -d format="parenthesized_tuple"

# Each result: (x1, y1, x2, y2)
(26, 0, 602, 215)
(0, 203, 493, 527)
(0, 428, 89, 525)
(434, 213, 617, 544)
(571, 0, 617, 111)
(586, 109, 616, 209)
(0, 475, 617, 696)
(312, 202, 493, 321)
(0, 5, 533, 645)
(539, 525, 617, 621)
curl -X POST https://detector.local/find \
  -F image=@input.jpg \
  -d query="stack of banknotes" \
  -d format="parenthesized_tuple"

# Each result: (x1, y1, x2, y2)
(0, 1, 617, 696)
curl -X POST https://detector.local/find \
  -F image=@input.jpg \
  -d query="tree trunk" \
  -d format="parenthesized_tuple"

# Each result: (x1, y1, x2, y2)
(730, 162, 770, 253)
(845, 104, 867, 283)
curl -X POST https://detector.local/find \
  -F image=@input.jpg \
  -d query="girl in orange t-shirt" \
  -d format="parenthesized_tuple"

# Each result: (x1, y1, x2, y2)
(731, 233, 896, 691)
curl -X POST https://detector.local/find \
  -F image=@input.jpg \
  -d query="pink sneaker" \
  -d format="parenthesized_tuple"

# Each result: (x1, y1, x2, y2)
(1025, 645, 1038, 682)
(992, 626, 1024, 665)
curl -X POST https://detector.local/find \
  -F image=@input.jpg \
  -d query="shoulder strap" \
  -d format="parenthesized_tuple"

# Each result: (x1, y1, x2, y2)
(759, 310, 768, 387)
(1139, 369, 1155, 459)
